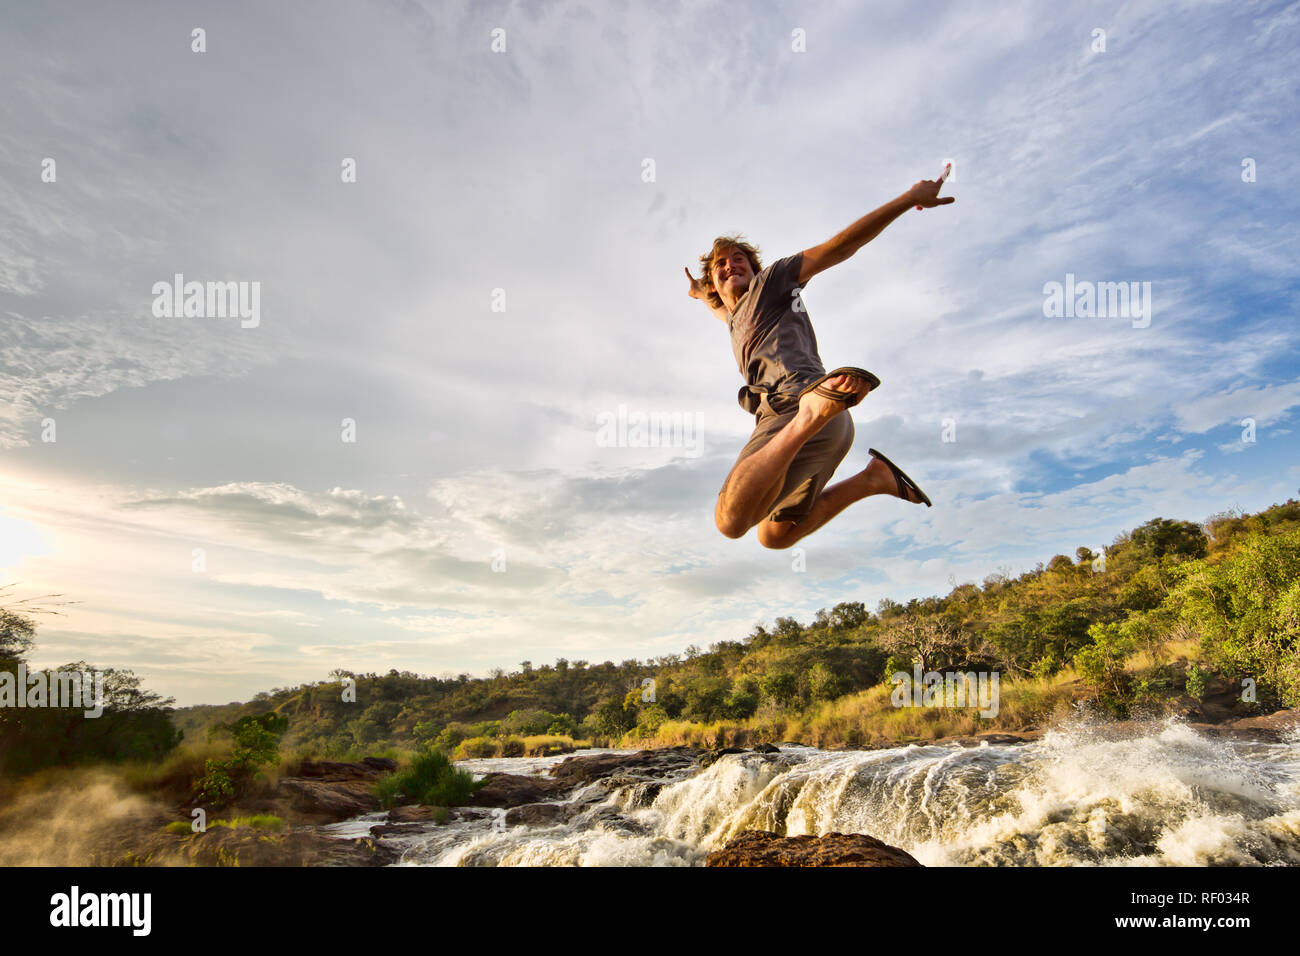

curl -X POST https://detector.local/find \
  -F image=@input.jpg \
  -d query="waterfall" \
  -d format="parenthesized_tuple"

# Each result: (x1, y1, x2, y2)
(370, 719, 1300, 866)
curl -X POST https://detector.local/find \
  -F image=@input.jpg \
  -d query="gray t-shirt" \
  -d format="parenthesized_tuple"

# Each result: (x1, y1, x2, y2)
(726, 252, 827, 416)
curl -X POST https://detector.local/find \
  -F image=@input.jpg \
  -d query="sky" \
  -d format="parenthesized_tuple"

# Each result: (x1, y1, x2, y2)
(1, 0, 1297, 707)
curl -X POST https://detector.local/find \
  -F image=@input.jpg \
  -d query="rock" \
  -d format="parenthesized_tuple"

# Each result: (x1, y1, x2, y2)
(387, 804, 437, 822)
(753, 743, 779, 754)
(550, 747, 704, 786)
(130, 825, 400, 867)
(369, 823, 433, 838)
(388, 805, 486, 823)
(296, 760, 381, 780)
(467, 773, 569, 808)
(361, 756, 399, 773)
(619, 780, 664, 809)
(947, 733, 1029, 748)
(277, 777, 380, 822)
(1190, 708, 1300, 742)
(505, 803, 569, 826)
(706, 830, 923, 867)
(697, 747, 747, 769)
(1226, 709, 1299, 739)
(526, 742, 576, 757)
(574, 805, 650, 835)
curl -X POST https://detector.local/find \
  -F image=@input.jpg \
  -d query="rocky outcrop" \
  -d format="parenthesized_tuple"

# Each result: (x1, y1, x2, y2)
(297, 757, 396, 777)
(549, 746, 705, 786)
(696, 747, 748, 769)
(705, 830, 923, 867)
(127, 825, 400, 867)
(943, 732, 1033, 748)
(504, 802, 569, 826)
(277, 777, 380, 822)
(266, 757, 400, 823)
(467, 772, 569, 807)
(526, 741, 575, 757)
(1190, 708, 1300, 742)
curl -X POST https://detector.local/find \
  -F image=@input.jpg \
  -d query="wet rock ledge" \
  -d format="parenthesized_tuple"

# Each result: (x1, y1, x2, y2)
(705, 830, 923, 867)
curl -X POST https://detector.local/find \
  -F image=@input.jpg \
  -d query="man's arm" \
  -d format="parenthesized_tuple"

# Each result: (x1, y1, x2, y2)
(684, 267, 731, 323)
(798, 177, 954, 284)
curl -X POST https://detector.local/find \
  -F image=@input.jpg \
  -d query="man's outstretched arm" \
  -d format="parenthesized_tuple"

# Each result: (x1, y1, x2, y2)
(797, 177, 954, 285)
(684, 267, 731, 323)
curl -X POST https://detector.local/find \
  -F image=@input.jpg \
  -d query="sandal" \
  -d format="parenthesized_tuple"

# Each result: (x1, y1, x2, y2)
(797, 367, 881, 409)
(868, 448, 932, 507)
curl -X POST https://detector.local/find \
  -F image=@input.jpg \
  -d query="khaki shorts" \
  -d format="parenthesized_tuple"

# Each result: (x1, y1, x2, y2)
(719, 408, 855, 524)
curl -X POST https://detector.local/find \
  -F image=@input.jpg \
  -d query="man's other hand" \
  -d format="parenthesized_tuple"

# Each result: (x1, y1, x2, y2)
(908, 177, 955, 209)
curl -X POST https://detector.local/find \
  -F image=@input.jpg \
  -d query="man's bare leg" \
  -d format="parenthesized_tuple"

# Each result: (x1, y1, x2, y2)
(755, 456, 925, 549)
(715, 374, 870, 538)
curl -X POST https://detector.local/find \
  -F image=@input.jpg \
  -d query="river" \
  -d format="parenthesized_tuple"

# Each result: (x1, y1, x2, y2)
(321, 718, 1300, 866)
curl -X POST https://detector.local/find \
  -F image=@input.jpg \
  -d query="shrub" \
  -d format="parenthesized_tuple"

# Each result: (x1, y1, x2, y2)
(453, 736, 498, 759)
(197, 712, 289, 805)
(374, 748, 484, 810)
(1174, 528, 1300, 706)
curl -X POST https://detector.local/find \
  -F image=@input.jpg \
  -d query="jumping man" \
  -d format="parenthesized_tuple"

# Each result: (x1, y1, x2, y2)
(685, 174, 953, 549)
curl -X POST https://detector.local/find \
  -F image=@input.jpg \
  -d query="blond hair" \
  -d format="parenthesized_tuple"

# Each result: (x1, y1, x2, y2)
(695, 235, 762, 309)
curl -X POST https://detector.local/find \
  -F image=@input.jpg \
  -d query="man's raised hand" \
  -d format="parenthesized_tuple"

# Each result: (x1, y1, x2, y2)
(909, 175, 955, 210)
(684, 266, 711, 300)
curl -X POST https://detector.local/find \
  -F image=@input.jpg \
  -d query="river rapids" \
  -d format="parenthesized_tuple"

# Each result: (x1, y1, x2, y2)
(322, 718, 1300, 866)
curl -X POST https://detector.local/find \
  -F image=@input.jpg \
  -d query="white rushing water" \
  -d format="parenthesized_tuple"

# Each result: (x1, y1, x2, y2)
(330, 719, 1300, 866)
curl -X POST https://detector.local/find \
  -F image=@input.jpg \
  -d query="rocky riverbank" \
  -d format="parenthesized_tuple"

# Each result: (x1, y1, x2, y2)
(97, 705, 1298, 867)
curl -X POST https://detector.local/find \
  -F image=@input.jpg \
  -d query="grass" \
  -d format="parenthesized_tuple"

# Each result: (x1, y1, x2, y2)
(210, 814, 284, 831)
(627, 668, 1092, 750)
(373, 749, 485, 810)
(162, 814, 284, 835)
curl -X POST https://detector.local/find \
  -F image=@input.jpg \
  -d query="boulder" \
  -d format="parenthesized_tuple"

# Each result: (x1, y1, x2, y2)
(504, 803, 569, 827)
(706, 830, 922, 867)
(388, 805, 487, 823)
(697, 747, 748, 769)
(277, 777, 380, 822)
(369, 822, 434, 838)
(133, 825, 400, 867)
(946, 732, 1029, 748)
(550, 747, 704, 786)
(467, 773, 569, 808)
(296, 760, 381, 780)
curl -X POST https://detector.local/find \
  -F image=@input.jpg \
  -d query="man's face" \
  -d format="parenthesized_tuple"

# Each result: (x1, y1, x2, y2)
(711, 247, 753, 299)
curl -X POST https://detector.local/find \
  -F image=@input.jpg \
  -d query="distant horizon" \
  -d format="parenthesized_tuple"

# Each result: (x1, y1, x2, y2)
(3, 0, 1298, 708)
(31, 492, 1290, 711)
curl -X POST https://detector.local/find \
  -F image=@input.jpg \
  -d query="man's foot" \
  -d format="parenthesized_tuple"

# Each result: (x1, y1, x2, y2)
(796, 373, 873, 425)
(861, 450, 932, 506)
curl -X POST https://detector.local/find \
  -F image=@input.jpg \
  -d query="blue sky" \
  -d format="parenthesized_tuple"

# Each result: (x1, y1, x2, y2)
(1, 0, 1297, 706)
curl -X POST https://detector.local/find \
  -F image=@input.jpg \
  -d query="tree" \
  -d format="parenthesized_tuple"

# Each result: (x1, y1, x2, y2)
(1128, 517, 1208, 564)
(877, 616, 970, 672)
(1, 585, 77, 662)
(200, 712, 289, 803)
(808, 662, 843, 701)
(593, 697, 636, 737)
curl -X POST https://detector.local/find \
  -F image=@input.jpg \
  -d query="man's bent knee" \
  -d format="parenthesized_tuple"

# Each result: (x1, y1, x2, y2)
(715, 504, 750, 539)
(757, 520, 796, 549)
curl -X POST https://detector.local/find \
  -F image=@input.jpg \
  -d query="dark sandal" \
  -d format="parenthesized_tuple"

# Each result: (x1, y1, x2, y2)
(868, 448, 932, 507)
(797, 367, 881, 409)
